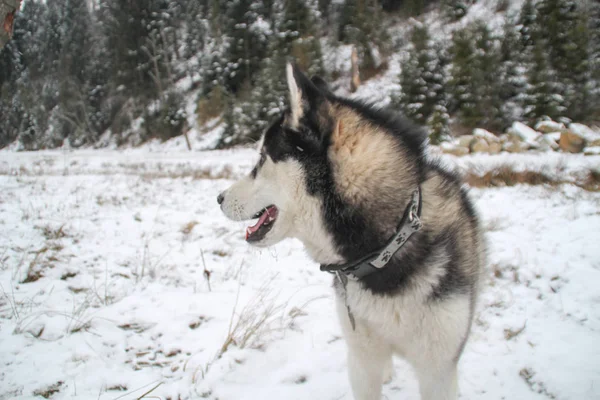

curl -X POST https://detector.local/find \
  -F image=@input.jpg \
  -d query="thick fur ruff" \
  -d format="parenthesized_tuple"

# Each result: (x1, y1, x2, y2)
(219, 64, 484, 400)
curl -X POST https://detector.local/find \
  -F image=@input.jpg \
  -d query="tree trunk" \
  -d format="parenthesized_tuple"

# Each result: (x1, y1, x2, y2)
(1, 0, 20, 49)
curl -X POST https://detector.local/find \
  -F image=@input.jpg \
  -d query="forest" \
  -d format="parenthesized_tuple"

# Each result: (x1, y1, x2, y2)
(0, 0, 598, 150)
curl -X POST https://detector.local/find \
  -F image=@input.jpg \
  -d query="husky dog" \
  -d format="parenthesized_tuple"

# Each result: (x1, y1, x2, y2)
(218, 64, 483, 400)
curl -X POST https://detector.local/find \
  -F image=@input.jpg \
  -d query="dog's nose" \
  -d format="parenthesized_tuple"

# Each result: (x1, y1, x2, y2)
(217, 193, 224, 205)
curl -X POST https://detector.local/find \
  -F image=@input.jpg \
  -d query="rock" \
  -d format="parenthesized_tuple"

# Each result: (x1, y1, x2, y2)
(583, 146, 600, 156)
(535, 120, 566, 133)
(508, 122, 540, 146)
(473, 128, 500, 143)
(457, 135, 475, 148)
(440, 142, 469, 156)
(559, 130, 586, 153)
(544, 132, 561, 142)
(498, 134, 510, 143)
(470, 137, 490, 153)
(537, 134, 559, 151)
(569, 123, 600, 143)
(488, 142, 502, 154)
(503, 139, 528, 153)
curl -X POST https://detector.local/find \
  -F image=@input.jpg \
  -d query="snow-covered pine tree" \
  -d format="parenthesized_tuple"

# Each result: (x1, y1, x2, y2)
(589, 0, 600, 117)
(525, 37, 566, 121)
(396, 24, 446, 126)
(282, 0, 324, 77)
(536, 0, 590, 120)
(427, 104, 451, 145)
(338, 0, 388, 78)
(517, 0, 536, 55)
(54, 0, 95, 147)
(246, 34, 287, 143)
(449, 22, 503, 129)
(217, 89, 237, 149)
(443, 0, 471, 21)
(7, 0, 56, 149)
(471, 22, 503, 129)
(222, 0, 269, 94)
(448, 24, 477, 127)
(497, 16, 526, 128)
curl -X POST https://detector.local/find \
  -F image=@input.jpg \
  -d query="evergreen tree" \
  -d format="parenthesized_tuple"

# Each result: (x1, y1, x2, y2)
(246, 38, 288, 142)
(449, 22, 502, 129)
(589, 1, 600, 117)
(222, 0, 269, 93)
(427, 104, 451, 145)
(448, 25, 476, 125)
(282, 0, 324, 77)
(517, 0, 537, 53)
(396, 25, 446, 126)
(497, 16, 526, 126)
(443, 0, 471, 21)
(525, 39, 566, 121)
(318, 0, 332, 26)
(218, 90, 237, 149)
(100, 0, 170, 100)
(536, 0, 590, 119)
(338, 0, 388, 75)
(54, 0, 95, 146)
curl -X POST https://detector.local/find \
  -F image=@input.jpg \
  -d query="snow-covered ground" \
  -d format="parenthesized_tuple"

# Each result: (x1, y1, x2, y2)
(1, 150, 599, 400)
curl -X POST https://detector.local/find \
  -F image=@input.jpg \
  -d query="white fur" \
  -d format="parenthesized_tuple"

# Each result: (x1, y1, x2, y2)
(220, 151, 343, 264)
(338, 281, 468, 400)
(286, 63, 303, 129)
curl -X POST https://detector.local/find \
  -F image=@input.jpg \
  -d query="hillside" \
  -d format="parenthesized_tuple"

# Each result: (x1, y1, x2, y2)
(0, 0, 598, 151)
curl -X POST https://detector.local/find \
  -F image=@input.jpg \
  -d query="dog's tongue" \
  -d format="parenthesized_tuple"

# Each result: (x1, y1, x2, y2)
(245, 206, 277, 239)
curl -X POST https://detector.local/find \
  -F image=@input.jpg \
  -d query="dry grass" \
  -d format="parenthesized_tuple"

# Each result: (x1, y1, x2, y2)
(39, 224, 67, 240)
(504, 322, 527, 340)
(21, 247, 49, 283)
(181, 221, 199, 235)
(519, 367, 557, 399)
(1, 165, 236, 180)
(465, 165, 600, 191)
(33, 381, 64, 399)
(189, 267, 322, 383)
(219, 279, 286, 356)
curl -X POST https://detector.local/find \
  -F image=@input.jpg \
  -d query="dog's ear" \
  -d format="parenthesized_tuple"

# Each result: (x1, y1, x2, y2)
(285, 63, 333, 145)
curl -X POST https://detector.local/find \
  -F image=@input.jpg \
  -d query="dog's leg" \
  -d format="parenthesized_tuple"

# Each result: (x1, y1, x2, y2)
(414, 361, 458, 400)
(346, 339, 389, 400)
(337, 299, 388, 400)
(382, 356, 394, 384)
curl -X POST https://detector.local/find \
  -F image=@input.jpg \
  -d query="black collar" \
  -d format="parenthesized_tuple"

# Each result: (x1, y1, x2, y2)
(320, 187, 423, 280)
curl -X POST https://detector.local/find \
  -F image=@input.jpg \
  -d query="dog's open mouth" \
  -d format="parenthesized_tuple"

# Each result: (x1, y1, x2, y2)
(245, 205, 278, 242)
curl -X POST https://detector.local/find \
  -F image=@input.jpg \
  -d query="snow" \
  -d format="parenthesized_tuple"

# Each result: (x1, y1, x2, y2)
(584, 146, 600, 156)
(569, 123, 600, 142)
(534, 120, 566, 133)
(473, 128, 500, 143)
(1, 149, 599, 400)
(508, 121, 541, 146)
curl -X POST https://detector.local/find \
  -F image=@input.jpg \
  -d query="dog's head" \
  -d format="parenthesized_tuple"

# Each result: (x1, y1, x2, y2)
(217, 64, 340, 256)
(218, 64, 425, 264)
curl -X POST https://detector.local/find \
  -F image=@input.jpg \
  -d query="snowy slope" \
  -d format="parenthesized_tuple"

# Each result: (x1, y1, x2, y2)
(1, 150, 599, 400)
